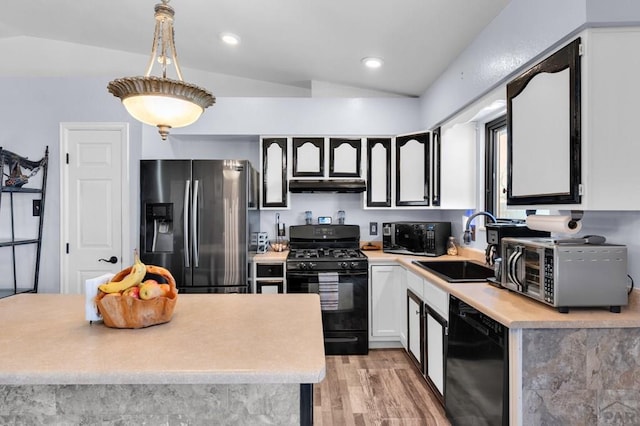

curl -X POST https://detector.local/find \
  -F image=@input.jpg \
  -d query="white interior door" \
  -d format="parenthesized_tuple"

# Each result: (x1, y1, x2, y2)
(60, 123, 129, 294)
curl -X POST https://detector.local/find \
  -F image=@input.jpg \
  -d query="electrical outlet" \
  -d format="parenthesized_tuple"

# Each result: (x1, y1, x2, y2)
(32, 199, 42, 216)
(369, 222, 378, 236)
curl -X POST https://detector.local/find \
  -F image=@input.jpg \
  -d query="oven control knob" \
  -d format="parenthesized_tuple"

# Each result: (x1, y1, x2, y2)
(340, 262, 348, 269)
(350, 262, 359, 269)
(308, 262, 316, 269)
(299, 263, 307, 270)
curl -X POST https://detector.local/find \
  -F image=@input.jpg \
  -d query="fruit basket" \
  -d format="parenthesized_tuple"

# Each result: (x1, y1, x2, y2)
(95, 264, 178, 329)
(270, 239, 289, 252)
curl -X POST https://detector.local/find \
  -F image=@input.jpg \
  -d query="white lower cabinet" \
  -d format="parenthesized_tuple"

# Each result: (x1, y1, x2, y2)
(407, 290, 424, 371)
(252, 262, 285, 293)
(425, 305, 447, 399)
(403, 267, 449, 405)
(424, 278, 448, 403)
(370, 265, 402, 339)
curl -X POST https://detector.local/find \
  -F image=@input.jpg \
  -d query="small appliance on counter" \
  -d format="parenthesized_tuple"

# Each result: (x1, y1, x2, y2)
(499, 236, 628, 313)
(251, 232, 269, 254)
(382, 221, 451, 256)
(485, 222, 550, 266)
(271, 213, 288, 252)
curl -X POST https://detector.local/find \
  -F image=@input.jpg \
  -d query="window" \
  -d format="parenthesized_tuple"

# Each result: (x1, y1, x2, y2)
(485, 115, 526, 220)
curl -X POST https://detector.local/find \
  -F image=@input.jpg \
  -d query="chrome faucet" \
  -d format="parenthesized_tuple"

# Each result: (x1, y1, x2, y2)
(463, 211, 497, 245)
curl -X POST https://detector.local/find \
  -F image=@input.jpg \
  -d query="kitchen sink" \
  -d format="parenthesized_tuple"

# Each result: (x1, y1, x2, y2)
(412, 260, 494, 283)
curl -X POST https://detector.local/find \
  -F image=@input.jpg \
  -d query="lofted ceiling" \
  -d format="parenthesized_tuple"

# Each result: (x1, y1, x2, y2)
(1, 0, 510, 97)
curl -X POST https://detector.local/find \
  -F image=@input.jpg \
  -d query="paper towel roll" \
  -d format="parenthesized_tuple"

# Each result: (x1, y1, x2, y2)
(85, 273, 114, 321)
(526, 215, 582, 234)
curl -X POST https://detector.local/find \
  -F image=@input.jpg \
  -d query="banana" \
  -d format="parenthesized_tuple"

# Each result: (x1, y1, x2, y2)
(99, 252, 146, 294)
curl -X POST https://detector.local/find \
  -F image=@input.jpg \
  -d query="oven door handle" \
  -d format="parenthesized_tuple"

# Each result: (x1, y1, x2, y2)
(324, 336, 359, 343)
(287, 271, 369, 278)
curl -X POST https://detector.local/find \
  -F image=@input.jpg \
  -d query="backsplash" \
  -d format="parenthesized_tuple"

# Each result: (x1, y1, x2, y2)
(257, 192, 446, 244)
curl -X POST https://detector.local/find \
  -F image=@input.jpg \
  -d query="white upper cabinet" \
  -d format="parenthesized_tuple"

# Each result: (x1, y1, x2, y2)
(292, 137, 324, 177)
(507, 27, 640, 210)
(366, 138, 392, 207)
(329, 138, 361, 177)
(507, 38, 581, 206)
(396, 133, 430, 206)
(439, 123, 476, 210)
(363, 130, 474, 209)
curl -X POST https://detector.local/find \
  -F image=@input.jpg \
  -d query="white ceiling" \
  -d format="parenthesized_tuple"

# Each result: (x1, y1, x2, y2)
(1, 0, 510, 97)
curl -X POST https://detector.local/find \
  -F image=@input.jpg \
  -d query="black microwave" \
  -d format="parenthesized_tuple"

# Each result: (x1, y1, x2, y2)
(382, 222, 451, 256)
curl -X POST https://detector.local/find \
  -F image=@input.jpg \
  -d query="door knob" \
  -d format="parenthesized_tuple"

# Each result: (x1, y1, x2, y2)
(98, 256, 118, 264)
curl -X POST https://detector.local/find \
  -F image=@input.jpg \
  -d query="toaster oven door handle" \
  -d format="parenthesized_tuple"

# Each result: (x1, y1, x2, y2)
(506, 249, 516, 286)
(508, 247, 523, 291)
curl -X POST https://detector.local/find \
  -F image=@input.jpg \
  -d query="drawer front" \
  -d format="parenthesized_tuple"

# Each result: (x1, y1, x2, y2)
(257, 280, 284, 294)
(406, 270, 424, 299)
(424, 279, 448, 318)
(257, 263, 284, 278)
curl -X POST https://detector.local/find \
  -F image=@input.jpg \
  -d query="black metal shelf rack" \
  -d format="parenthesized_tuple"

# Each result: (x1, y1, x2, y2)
(0, 146, 48, 298)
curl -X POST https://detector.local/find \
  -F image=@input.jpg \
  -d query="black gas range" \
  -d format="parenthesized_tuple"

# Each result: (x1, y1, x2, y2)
(286, 225, 369, 355)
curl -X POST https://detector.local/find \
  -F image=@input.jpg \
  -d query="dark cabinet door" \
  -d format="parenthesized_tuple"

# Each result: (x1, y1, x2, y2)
(431, 127, 441, 206)
(507, 37, 582, 205)
(396, 132, 430, 206)
(262, 138, 287, 208)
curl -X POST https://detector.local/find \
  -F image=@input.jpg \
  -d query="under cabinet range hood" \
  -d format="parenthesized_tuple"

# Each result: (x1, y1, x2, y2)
(288, 179, 366, 193)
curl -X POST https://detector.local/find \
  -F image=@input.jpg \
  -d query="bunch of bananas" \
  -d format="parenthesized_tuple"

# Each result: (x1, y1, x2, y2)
(98, 252, 175, 300)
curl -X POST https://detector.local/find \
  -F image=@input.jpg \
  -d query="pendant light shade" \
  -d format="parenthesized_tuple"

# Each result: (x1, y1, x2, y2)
(107, 1, 215, 140)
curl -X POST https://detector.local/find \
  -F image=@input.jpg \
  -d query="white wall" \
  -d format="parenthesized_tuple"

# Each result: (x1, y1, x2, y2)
(165, 97, 422, 137)
(0, 76, 142, 294)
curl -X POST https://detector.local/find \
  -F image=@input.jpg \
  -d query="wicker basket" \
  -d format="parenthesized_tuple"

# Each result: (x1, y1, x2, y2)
(95, 274, 178, 329)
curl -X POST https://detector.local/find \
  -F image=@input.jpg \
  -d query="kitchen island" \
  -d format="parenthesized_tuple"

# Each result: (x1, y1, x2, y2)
(0, 293, 326, 425)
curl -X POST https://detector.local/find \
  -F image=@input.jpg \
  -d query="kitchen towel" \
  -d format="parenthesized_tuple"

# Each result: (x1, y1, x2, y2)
(526, 214, 582, 234)
(318, 272, 339, 311)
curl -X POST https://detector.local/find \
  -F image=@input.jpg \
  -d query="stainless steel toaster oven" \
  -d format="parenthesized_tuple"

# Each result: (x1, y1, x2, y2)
(500, 237, 628, 313)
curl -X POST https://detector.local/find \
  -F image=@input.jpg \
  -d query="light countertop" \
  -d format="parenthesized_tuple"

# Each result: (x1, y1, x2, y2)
(0, 293, 326, 386)
(250, 250, 288, 262)
(363, 248, 640, 329)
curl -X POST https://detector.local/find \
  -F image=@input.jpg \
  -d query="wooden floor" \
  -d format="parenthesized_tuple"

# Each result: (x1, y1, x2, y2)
(313, 349, 451, 426)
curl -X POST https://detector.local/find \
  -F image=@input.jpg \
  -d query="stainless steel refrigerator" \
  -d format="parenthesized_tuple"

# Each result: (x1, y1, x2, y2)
(140, 159, 259, 293)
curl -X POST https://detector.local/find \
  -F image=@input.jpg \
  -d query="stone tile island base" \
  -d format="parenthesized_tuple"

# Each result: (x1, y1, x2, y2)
(1, 383, 306, 425)
(521, 328, 640, 425)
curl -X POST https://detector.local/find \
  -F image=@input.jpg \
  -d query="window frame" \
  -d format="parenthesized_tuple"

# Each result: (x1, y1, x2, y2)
(484, 115, 507, 219)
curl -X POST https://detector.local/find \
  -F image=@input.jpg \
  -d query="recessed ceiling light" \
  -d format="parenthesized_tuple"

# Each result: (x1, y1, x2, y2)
(362, 57, 384, 69)
(220, 32, 241, 46)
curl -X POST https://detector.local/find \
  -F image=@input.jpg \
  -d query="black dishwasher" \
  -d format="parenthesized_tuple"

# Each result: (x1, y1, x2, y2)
(445, 295, 508, 426)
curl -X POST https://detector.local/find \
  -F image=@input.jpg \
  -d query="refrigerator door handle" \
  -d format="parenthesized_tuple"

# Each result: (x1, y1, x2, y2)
(193, 179, 200, 268)
(184, 180, 191, 267)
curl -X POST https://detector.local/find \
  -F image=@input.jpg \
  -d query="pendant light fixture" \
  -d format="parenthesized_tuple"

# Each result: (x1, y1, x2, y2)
(107, 0, 215, 140)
